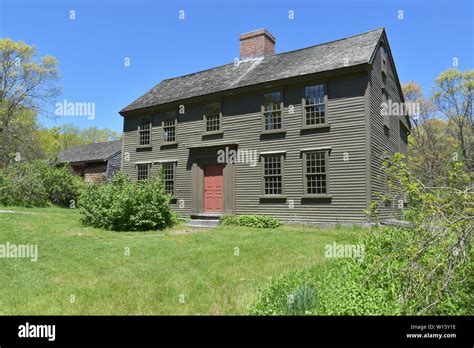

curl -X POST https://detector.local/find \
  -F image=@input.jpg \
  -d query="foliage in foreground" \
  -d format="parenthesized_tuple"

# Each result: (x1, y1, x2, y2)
(78, 171, 177, 231)
(252, 227, 473, 315)
(252, 154, 473, 315)
(0, 160, 82, 207)
(221, 215, 281, 228)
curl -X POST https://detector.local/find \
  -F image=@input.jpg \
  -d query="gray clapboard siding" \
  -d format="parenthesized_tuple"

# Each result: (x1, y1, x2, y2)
(122, 72, 370, 223)
(369, 35, 407, 219)
(120, 29, 410, 225)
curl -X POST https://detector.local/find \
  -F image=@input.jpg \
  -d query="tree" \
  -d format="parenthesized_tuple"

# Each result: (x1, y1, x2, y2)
(381, 153, 472, 314)
(0, 38, 60, 167)
(33, 124, 122, 158)
(433, 69, 474, 172)
(402, 81, 457, 186)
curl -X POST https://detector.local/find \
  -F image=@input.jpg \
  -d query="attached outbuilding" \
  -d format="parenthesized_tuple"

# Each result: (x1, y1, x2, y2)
(58, 140, 122, 183)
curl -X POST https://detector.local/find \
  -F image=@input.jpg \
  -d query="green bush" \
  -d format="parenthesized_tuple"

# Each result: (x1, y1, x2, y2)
(78, 171, 178, 231)
(0, 160, 82, 207)
(252, 154, 473, 316)
(251, 226, 472, 316)
(221, 215, 281, 228)
(252, 228, 404, 316)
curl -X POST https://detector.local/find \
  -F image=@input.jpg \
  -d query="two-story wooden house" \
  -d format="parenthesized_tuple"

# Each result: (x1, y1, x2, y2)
(119, 28, 410, 225)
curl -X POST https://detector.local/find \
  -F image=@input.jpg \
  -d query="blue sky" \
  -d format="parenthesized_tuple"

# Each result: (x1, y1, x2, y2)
(0, 0, 472, 133)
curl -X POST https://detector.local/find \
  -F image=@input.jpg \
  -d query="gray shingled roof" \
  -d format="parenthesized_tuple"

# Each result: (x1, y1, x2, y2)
(121, 28, 384, 113)
(58, 140, 122, 164)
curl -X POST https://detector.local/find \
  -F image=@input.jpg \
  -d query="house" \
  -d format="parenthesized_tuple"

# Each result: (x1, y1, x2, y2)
(58, 140, 122, 182)
(119, 28, 410, 225)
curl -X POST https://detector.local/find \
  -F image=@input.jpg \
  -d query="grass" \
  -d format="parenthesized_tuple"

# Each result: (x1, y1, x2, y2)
(0, 206, 363, 315)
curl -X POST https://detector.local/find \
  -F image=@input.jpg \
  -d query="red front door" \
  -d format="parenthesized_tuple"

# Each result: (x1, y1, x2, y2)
(204, 164, 224, 213)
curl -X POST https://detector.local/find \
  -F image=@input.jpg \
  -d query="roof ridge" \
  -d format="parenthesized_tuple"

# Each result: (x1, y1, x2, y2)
(270, 27, 384, 58)
(62, 140, 121, 150)
(120, 27, 385, 113)
(159, 27, 384, 83)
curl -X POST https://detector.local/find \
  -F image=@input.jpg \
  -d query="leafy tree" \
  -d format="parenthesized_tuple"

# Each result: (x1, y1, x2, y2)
(36, 124, 121, 156)
(403, 81, 457, 185)
(0, 38, 60, 167)
(433, 69, 473, 172)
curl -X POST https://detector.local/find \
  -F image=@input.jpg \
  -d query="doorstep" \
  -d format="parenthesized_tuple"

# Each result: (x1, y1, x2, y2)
(186, 219, 220, 228)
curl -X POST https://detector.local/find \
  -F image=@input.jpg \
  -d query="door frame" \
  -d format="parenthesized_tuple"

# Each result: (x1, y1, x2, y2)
(189, 146, 236, 216)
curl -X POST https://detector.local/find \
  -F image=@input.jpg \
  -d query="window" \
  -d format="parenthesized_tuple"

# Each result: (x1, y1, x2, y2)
(304, 84, 326, 126)
(263, 92, 282, 131)
(204, 102, 221, 133)
(137, 164, 149, 180)
(304, 152, 328, 195)
(162, 162, 175, 195)
(263, 155, 283, 195)
(162, 111, 177, 143)
(138, 117, 151, 146)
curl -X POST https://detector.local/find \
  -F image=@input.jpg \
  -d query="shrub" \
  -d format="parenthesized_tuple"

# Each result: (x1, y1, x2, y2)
(220, 215, 281, 228)
(251, 154, 473, 316)
(42, 164, 83, 207)
(251, 229, 407, 316)
(78, 171, 178, 231)
(252, 225, 472, 315)
(0, 160, 82, 207)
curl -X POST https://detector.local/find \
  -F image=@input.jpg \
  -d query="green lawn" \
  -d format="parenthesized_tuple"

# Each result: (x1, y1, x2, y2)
(0, 207, 362, 315)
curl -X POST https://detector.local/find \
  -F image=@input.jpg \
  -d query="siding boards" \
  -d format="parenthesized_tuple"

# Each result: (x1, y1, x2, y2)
(122, 73, 370, 223)
(369, 40, 407, 219)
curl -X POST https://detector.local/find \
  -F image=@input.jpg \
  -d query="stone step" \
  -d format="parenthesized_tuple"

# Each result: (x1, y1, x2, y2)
(186, 219, 220, 228)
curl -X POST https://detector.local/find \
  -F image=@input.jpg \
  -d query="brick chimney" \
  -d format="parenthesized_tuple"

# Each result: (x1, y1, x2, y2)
(239, 29, 276, 60)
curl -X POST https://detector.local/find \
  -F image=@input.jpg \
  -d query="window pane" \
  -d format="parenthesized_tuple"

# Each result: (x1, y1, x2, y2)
(263, 92, 281, 111)
(206, 115, 220, 132)
(264, 110, 282, 130)
(305, 85, 324, 105)
(307, 174, 326, 194)
(205, 102, 220, 116)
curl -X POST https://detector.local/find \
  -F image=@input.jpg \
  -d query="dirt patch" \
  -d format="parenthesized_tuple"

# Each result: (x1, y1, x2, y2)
(168, 227, 209, 235)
